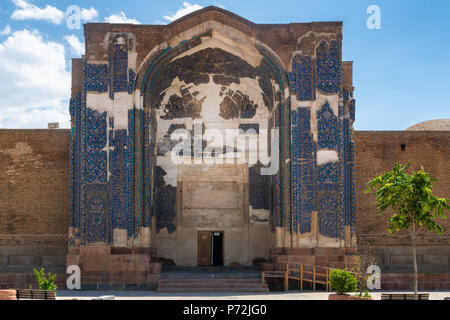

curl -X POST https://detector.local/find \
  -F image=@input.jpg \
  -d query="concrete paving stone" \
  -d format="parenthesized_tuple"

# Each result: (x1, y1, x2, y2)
(56, 290, 450, 300)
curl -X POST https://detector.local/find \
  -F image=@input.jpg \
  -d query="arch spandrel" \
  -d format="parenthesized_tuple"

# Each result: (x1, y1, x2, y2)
(134, 21, 290, 97)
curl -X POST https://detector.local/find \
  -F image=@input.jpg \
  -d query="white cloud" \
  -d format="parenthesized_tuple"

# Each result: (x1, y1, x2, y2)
(81, 7, 98, 22)
(0, 106, 69, 129)
(0, 25, 11, 36)
(163, 2, 203, 23)
(214, 3, 226, 9)
(0, 29, 70, 128)
(64, 34, 84, 56)
(11, 0, 65, 25)
(105, 12, 140, 24)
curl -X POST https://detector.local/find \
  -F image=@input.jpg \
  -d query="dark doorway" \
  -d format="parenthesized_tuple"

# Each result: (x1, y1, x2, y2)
(211, 232, 224, 266)
(198, 231, 224, 266)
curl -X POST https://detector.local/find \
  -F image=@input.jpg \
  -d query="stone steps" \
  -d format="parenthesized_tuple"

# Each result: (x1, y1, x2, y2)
(159, 282, 265, 288)
(160, 281, 263, 285)
(157, 274, 269, 293)
(160, 278, 261, 282)
(161, 272, 261, 279)
(157, 287, 270, 293)
(163, 266, 259, 273)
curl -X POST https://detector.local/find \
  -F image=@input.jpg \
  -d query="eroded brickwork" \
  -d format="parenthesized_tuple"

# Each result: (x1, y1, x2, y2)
(355, 131, 450, 241)
(0, 130, 70, 238)
(0, 130, 69, 273)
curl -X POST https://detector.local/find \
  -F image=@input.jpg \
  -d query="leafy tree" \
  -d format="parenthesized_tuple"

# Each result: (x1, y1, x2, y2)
(367, 163, 449, 299)
(33, 268, 57, 291)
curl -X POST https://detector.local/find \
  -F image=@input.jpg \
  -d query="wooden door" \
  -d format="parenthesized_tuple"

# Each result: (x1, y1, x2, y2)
(198, 231, 212, 266)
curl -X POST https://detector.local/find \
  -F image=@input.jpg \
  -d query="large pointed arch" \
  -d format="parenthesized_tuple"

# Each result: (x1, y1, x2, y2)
(130, 21, 292, 241)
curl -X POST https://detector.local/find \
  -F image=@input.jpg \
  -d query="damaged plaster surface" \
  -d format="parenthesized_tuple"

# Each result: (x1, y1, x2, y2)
(146, 29, 278, 265)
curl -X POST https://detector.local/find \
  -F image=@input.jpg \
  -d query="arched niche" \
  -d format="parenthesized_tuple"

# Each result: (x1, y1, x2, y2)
(131, 23, 291, 265)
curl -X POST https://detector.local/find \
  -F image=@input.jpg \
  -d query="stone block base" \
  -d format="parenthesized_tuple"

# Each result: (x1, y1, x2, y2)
(381, 273, 450, 291)
(66, 246, 160, 290)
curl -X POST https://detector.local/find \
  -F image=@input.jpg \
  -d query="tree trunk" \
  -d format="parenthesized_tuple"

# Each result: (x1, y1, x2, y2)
(411, 222, 418, 300)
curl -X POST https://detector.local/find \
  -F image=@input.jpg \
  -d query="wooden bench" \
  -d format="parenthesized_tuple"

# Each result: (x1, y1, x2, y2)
(16, 289, 56, 300)
(381, 293, 430, 300)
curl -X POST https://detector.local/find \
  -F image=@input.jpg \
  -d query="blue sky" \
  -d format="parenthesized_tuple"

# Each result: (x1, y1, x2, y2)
(0, 0, 449, 130)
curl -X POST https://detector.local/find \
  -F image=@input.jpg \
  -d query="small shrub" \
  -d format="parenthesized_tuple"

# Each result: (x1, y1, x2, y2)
(329, 269, 357, 295)
(363, 289, 372, 298)
(356, 289, 372, 298)
(33, 268, 57, 291)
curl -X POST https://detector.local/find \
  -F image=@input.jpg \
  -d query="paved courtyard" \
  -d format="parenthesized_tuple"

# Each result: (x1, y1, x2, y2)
(56, 290, 450, 300)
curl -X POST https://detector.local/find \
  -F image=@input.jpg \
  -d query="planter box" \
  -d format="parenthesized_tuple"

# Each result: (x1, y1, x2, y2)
(0, 290, 17, 300)
(328, 294, 351, 300)
(328, 294, 373, 300)
(348, 295, 373, 300)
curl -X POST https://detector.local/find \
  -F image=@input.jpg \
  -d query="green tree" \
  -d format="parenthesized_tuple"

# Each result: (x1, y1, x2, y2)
(367, 163, 449, 299)
(33, 268, 57, 291)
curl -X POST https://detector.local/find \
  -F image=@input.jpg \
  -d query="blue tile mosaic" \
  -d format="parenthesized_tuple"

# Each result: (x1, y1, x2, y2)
(142, 110, 152, 228)
(128, 69, 136, 94)
(318, 102, 338, 150)
(87, 150, 107, 184)
(317, 40, 341, 94)
(319, 196, 339, 238)
(318, 162, 339, 184)
(69, 96, 80, 230)
(112, 43, 128, 93)
(87, 197, 106, 243)
(291, 107, 316, 234)
(110, 128, 133, 234)
(349, 99, 356, 122)
(341, 118, 356, 229)
(70, 37, 136, 245)
(288, 38, 355, 240)
(289, 54, 315, 101)
(86, 64, 108, 93)
(87, 109, 107, 150)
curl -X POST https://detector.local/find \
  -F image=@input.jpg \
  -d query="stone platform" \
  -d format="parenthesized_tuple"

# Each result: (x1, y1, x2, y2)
(66, 246, 161, 291)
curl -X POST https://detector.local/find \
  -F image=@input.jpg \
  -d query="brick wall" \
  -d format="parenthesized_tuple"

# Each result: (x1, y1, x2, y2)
(0, 129, 70, 273)
(354, 131, 450, 273)
(354, 131, 450, 241)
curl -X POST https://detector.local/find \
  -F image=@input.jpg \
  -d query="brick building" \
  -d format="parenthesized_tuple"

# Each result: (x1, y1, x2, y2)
(0, 7, 448, 290)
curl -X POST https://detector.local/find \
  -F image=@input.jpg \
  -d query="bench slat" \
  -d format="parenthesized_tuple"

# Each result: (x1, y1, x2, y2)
(16, 290, 56, 300)
(381, 293, 430, 300)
